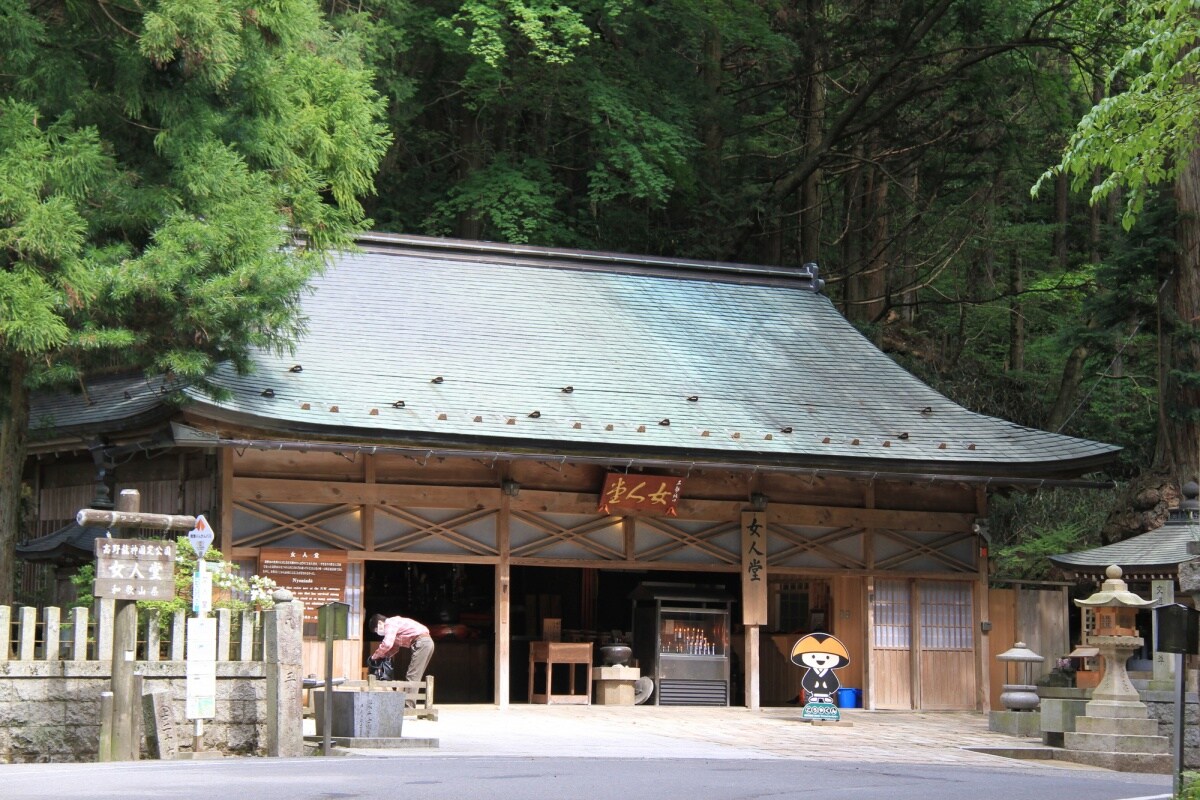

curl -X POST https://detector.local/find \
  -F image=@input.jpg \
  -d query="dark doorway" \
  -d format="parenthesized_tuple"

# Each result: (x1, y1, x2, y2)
(364, 562, 494, 702)
(509, 565, 741, 702)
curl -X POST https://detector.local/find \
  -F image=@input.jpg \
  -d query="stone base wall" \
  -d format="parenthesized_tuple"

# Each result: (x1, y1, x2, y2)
(1144, 690, 1200, 769)
(0, 660, 267, 763)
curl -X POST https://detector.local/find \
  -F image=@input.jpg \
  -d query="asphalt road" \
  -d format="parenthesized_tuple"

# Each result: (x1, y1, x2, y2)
(0, 756, 1175, 800)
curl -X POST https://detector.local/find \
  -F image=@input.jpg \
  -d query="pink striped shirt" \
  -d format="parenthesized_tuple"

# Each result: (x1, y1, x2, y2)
(371, 616, 431, 659)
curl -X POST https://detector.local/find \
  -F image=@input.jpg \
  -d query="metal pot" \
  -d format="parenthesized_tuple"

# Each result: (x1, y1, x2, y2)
(599, 644, 632, 667)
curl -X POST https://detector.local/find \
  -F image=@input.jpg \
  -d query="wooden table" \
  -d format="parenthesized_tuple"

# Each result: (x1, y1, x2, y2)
(528, 641, 593, 705)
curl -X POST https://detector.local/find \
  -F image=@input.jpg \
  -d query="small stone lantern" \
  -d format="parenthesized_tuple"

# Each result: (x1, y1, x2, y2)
(997, 642, 1044, 711)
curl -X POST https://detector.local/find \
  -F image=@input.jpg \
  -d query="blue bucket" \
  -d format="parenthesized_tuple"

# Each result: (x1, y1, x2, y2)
(836, 688, 861, 708)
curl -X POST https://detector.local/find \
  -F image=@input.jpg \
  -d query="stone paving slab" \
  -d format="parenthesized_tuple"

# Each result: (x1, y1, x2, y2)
(337, 705, 1116, 771)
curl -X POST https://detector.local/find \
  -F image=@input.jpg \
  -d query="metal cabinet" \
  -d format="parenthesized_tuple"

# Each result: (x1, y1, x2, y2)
(630, 583, 732, 706)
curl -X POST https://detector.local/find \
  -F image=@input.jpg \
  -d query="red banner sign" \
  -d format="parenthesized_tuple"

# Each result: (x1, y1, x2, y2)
(598, 473, 684, 516)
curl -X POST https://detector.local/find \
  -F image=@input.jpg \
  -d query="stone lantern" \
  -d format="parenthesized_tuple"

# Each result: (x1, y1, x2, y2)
(996, 642, 1044, 711)
(988, 641, 1045, 736)
(1063, 564, 1170, 772)
(1073, 564, 1155, 707)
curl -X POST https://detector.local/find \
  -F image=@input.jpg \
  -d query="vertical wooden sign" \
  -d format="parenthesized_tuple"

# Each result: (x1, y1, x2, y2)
(741, 512, 768, 625)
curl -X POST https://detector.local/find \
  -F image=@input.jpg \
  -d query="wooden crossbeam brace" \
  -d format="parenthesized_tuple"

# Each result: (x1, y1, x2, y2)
(510, 511, 624, 560)
(635, 518, 739, 564)
(873, 529, 976, 573)
(233, 500, 362, 550)
(768, 525, 867, 569)
(375, 506, 499, 556)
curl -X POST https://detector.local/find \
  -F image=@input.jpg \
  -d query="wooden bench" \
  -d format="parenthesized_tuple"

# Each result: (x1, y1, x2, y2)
(344, 674, 439, 721)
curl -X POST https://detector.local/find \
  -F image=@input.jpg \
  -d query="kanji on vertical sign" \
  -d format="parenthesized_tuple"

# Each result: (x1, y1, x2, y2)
(741, 512, 768, 625)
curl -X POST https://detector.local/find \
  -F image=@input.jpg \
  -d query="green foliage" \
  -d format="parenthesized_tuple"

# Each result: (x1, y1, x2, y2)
(0, 0, 390, 388)
(988, 489, 1109, 580)
(1035, 0, 1200, 229)
(424, 158, 566, 243)
(0, 0, 390, 601)
(68, 563, 96, 610)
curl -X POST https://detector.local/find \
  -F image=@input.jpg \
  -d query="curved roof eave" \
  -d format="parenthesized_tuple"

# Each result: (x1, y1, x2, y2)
(29, 235, 1122, 484)
(172, 408, 1118, 488)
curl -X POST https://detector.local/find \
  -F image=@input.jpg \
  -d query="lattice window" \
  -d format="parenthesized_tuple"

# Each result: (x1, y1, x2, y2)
(874, 579, 911, 648)
(771, 581, 810, 633)
(919, 580, 974, 650)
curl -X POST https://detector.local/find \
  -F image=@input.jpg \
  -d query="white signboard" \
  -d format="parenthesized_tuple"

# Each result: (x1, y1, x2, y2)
(186, 617, 217, 720)
(188, 514, 215, 559)
(192, 567, 213, 616)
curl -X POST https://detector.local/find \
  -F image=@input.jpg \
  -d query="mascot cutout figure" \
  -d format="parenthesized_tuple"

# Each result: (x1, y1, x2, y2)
(789, 633, 850, 721)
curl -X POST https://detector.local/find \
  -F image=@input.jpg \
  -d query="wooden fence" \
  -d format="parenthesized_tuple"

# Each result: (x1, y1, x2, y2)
(0, 601, 263, 664)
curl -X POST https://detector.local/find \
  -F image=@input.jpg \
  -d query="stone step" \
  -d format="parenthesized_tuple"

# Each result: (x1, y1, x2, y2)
(1082, 699, 1151, 719)
(1074, 715, 1159, 736)
(1064, 731, 1170, 754)
(1053, 748, 1173, 774)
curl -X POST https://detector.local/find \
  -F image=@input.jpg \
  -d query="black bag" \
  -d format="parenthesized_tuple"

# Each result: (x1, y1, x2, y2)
(368, 657, 395, 681)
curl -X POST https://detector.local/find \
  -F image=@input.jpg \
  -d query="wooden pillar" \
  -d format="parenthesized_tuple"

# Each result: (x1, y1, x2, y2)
(745, 627, 761, 710)
(868, 578, 878, 710)
(974, 487, 991, 712)
(495, 493, 511, 707)
(109, 489, 141, 762)
(43, 607, 60, 662)
(909, 580, 921, 710)
(362, 455, 376, 552)
(741, 511, 768, 709)
(219, 449, 234, 557)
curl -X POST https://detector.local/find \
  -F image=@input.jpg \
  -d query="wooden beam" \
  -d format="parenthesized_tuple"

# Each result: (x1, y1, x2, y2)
(231, 478, 975, 533)
(233, 477, 502, 508)
(77, 509, 195, 531)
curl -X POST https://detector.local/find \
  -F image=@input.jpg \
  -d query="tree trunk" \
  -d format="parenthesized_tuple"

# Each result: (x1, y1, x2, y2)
(840, 143, 866, 318)
(1154, 150, 1200, 484)
(455, 108, 484, 240)
(1045, 343, 1089, 433)
(846, 159, 888, 326)
(799, 0, 825, 265)
(0, 355, 30, 606)
(1053, 171, 1069, 269)
(864, 174, 889, 324)
(1008, 251, 1024, 372)
(897, 167, 919, 324)
(700, 27, 724, 189)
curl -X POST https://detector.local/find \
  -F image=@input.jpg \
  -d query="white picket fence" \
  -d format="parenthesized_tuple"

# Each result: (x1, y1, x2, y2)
(0, 602, 264, 664)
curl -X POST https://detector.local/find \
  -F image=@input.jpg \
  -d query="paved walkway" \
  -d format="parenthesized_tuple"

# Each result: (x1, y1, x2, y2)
(349, 705, 1110, 769)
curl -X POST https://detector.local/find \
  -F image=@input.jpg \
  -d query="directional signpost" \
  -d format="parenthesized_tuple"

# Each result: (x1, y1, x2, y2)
(188, 514, 214, 559)
(186, 515, 217, 754)
(78, 490, 196, 761)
